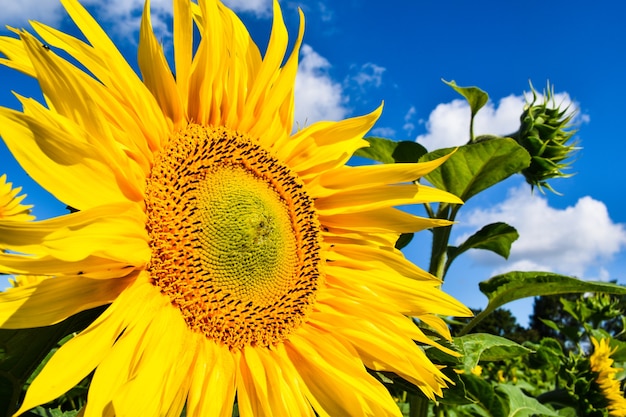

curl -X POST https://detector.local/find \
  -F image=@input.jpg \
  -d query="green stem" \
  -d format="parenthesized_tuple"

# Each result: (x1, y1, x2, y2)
(428, 204, 461, 280)
(457, 308, 490, 336)
(408, 395, 429, 417)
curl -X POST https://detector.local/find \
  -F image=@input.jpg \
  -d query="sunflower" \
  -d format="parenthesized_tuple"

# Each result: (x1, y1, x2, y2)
(0, 174, 34, 221)
(590, 338, 626, 417)
(0, 0, 471, 416)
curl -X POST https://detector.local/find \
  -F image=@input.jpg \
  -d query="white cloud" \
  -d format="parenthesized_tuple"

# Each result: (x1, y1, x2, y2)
(458, 185, 626, 279)
(371, 127, 396, 138)
(350, 63, 385, 88)
(82, 0, 173, 41)
(0, 0, 65, 28)
(222, 0, 272, 16)
(317, 1, 334, 22)
(403, 105, 417, 136)
(294, 44, 348, 126)
(416, 92, 580, 151)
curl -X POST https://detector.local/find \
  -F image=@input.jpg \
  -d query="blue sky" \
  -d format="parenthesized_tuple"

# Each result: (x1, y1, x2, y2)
(1, 0, 625, 326)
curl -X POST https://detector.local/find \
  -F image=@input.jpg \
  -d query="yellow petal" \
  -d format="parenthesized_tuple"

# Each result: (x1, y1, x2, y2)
(325, 263, 472, 317)
(0, 253, 135, 280)
(0, 202, 149, 264)
(315, 183, 462, 214)
(0, 104, 140, 210)
(31, 22, 154, 170)
(13, 280, 143, 415)
(237, 347, 271, 417)
(0, 32, 35, 76)
(0, 272, 135, 328)
(308, 153, 456, 196)
(244, 4, 305, 146)
(237, 346, 315, 416)
(187, 0, 224, 125)
(112, 304, 194, 417)
(0, 174, 34, 221)
(286, 327, 402, 417)
(187, 341, 236, 417)
(311, 303, 450, 399)
(138, 0, 184, 129)
(172, 0, 193, 112)
(284, 107, 382, 176)
(83, 281, 162, 417)
(59, 0, 169, 151)
(319, 207, 453, 234)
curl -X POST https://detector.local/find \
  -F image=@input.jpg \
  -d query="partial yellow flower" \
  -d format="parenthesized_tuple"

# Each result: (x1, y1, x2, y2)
(590, 338, 626, 417)
(496, 369, 506, 382)
(8, 275, 47, 288)
(0, 0, 471, 416)
(0, 174, 34, 221)
(470, 365, 483, 376)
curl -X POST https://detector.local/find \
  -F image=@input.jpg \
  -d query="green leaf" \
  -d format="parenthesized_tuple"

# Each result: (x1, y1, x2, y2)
(460, 272, 626, 335)
(454, 333, 531, 372)
(495, 384, 559, 417)
(354, 137, 427, 164)
(444, 80, 489, 117)
(0, 307, 105, 417)
(25, 407, 80, 417)
(447, 222, 519, 267)
(538, 318, 561, 333)
(420, 138, 531, 202)
(461, 374, 509, 417)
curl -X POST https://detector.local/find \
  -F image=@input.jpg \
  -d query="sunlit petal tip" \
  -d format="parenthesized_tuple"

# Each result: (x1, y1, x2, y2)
(0, 174, 34, 221)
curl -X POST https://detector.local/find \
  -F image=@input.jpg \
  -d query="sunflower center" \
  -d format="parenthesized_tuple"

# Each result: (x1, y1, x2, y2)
(145, 125, 322, 349)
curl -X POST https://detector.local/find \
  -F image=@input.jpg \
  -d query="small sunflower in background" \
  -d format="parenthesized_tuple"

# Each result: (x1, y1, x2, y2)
(0, 0, 471, 416)
(590, 338, 626, 417)
(0, 174, 34, 222)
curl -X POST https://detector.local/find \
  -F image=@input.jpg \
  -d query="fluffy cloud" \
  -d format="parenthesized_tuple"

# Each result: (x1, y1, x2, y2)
(403, 105, 417, 136)
(0, 0, 65, 28)
(370, 127, 396, 138)
(82, 0, 173, 41)
(294, 44, 349, 126)
(1, 0, 273, 39)
(222, 0, 272, 16)
(416, 92, 579, 151)
(350, 63, 385, 89)
(457, 185, 626, 280)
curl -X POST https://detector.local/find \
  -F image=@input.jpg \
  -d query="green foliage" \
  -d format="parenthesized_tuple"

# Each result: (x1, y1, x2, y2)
(0, 307, 104, 417)
(495, 384, 559, 417)
(391, 80, 626, 417)
(454, 334, 531, 373)
(450, 308, 536, 345)
(447, 222, 518, 273)
(460, 272, 626, 335)
(354, 136, 428, 164)
(419, 138, 530, 202)
(24, 407, 80, 417)
(443, 80, 489, 143)
(443, 80, 489, 118)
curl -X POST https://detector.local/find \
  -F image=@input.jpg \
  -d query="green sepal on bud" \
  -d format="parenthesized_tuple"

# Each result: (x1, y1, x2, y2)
(510, 83, 579, 193)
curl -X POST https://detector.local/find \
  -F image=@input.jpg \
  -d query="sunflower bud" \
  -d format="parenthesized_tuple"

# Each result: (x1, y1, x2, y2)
(511, 83, 579, 193)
